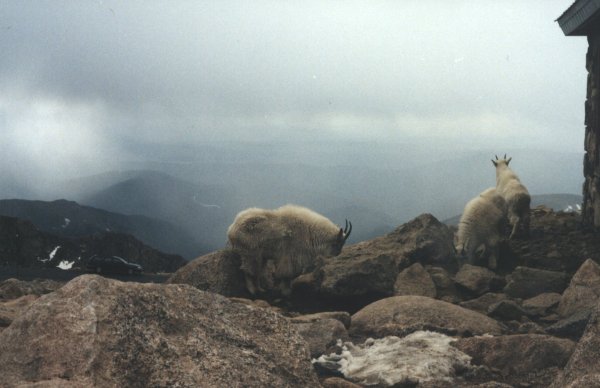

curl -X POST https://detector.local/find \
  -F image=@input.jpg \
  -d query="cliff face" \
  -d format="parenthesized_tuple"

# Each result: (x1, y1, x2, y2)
(583, 31, 600, 227)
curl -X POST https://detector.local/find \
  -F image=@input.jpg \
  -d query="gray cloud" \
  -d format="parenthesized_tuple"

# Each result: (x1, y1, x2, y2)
(0, 0, 589, 183)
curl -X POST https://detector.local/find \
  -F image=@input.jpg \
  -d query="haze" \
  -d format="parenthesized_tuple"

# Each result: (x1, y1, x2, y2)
(0, 1, 588, 244)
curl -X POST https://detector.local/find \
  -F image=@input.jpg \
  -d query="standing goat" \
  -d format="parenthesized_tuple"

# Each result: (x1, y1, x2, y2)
(227, 204, 352, 295)
(492, 154, 531, 239)
(456, 188, 508, 269)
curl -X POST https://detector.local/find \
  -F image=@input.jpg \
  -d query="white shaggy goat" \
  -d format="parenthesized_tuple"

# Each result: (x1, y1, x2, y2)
(492, 155, 531, 239)
(227, 204, 352, 295)
(456, 188, 508, 269)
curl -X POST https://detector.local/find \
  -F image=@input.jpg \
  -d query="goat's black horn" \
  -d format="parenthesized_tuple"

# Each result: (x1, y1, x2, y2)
(343, 221, 352, 241)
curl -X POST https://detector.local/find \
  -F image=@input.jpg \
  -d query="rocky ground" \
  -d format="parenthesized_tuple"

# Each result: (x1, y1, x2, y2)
(2, 206, 600, 387)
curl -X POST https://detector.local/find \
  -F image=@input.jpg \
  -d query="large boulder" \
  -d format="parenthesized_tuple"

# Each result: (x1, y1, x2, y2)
(0, 275, 319, 387)
(299, 214, 455, 309)
(167, 249, 248, 298)
(552, 302, 600, 387)
(503, 266, 569, 299)
(453, 334, 575, 376)
(349, 295, 503, 339)
(557, 258, 600, 318)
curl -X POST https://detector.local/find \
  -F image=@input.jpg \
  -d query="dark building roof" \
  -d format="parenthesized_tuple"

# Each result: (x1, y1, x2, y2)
(557, 0, 600, 36)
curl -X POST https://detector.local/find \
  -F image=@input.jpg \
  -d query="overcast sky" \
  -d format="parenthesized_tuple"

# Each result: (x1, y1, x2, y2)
(0, 1, 589, 182)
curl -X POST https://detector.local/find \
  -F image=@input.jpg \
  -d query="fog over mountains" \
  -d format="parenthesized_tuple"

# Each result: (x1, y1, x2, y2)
(0, 140, 584, 259)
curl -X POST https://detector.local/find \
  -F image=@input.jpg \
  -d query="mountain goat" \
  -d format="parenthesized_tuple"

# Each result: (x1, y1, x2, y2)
(456, 188, 508, 269)
(492, 155, 531, 239)
(227, 204, 352, 295)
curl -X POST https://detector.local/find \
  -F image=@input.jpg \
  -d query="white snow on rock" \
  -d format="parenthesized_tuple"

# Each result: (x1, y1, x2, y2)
(313, 331, 472, 386)
(57, 260, 74, 270)
(62, 218, 71, 228)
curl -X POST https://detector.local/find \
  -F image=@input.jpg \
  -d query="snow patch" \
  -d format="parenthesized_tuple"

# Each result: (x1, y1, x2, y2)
(313, 331, 472, 386)
(49, 246, 60, 259)
(564, 203, 582, 214)
(62, 218, 71, 228)
(57, 260, 74, 270)
(38, 246, 61, 263)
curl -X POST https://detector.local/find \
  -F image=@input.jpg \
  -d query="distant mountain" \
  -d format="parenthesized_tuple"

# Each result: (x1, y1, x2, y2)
(442, 193, 583, 226)
(0, 215, 186, 272)
(79, 171, 239, 255)
(0, 199, 198, 259)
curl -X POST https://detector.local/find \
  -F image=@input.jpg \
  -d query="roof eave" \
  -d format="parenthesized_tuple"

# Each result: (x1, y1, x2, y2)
(557, 0, 600, 36)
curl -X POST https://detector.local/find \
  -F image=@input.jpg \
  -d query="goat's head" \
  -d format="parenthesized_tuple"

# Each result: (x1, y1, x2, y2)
(331, 219, 352, 255)
(491, 154, 512, 168)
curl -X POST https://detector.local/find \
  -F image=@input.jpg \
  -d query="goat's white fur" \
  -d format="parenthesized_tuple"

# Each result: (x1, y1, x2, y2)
(456, 188, 508, 269)
(492, 156, 531, 239)
(227, 204, 350, 294)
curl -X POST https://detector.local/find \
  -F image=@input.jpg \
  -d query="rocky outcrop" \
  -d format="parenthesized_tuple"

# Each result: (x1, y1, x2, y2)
(294, 214, 455, 310)
(349, 295, 503, 339)
(292, 317, 349, 358)
(167, 249, 248, 297)
(0, 295, 38, 332)
(0, 275, 320, 387)
(552, 302, 600, 387)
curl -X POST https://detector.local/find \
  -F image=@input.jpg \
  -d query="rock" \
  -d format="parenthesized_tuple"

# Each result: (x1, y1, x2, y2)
(167, 249, 249, 297)
(522, 292, 561, 317)
(557, 258, 600, 318)
(0, 278, 64, 300)
(0, 275, 320, 387)
(292, 318, 349, 358)
(291, 311, 351, 329)
(487, 300, 528, 321)
(546, 309, 593, 340)
(306, 214, 454, 308)
(452, 334, 575, 376)
(0, 294, 38, 329)
(503, 266, 569, 299)
(454, 264, 505, 296)
(394, 262, 436, 298)
(460, 293, 509, 315)
(349, 295, 503, 339)
(551, 303, 600, 387)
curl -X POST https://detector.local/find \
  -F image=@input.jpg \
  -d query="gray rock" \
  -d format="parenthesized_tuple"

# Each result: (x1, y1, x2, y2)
(546, 309, 592, 340)
(426, 266, 461, 303)
(454, 264, 505, 296)
(557, 258, 600, 318)
(488, 300, 528, 321)
(349, 295, 503, 339)
(452, 334, 575, 376)
(0, 275, 320, 387)
(292, 318, 349, 358)
(167, 249, 249, 297)
(394, 262, 436, 298)
(503, 266, 569, 299)
(522, 292, 561, 317)
(460, 293, 509, 315)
